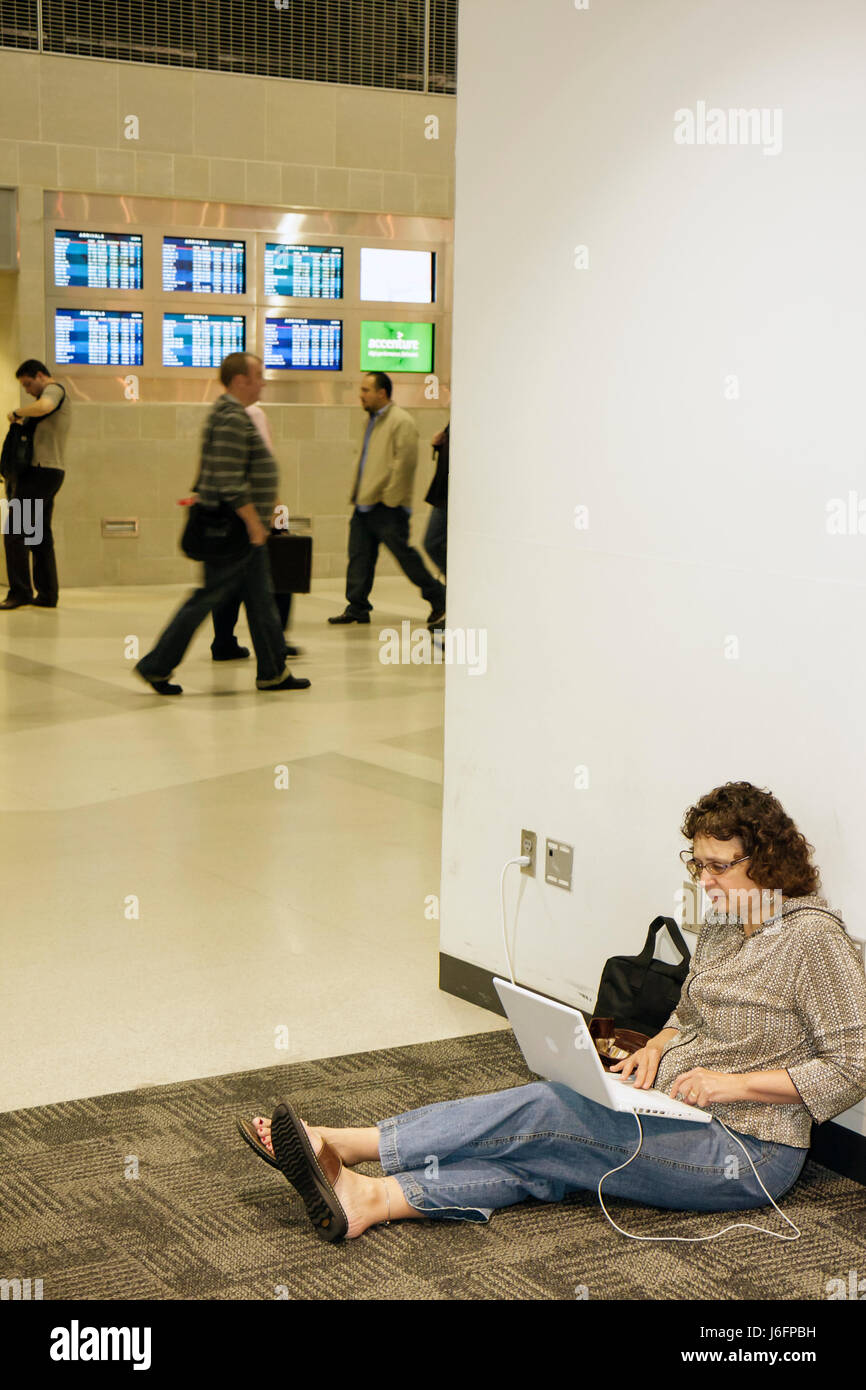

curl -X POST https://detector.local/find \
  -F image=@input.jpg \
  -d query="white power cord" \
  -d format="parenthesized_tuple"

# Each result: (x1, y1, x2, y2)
(500, 855, 531, 985)
(597, 1112, 801, 1243)
(498, 853, 801, 1245)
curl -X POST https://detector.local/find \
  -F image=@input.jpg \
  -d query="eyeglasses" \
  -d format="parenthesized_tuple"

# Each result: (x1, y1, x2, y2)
(679, 849, 751, 879)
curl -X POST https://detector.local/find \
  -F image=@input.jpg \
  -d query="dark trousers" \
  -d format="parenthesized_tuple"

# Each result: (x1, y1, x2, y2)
(3, 465, 65, 604)
(423, 506, 447, 577)
(345, 504, 446, 615)
(137, 544, 288, 686)
(212, 591, 292, 654)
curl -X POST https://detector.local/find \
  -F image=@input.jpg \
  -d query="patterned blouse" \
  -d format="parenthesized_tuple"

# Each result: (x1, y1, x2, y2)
(653, 894, 866, 1147)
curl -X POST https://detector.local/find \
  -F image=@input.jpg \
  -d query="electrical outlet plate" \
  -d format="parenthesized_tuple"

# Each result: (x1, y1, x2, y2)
(520, 829, 536, 876)
(545, 838, 573, 890)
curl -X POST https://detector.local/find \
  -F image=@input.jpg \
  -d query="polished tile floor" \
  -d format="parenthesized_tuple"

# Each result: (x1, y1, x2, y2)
(0, 578, 505, 1112)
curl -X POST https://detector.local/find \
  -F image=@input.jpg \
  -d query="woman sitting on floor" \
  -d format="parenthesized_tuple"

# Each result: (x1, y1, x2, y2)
(237, 781, 866, 1243)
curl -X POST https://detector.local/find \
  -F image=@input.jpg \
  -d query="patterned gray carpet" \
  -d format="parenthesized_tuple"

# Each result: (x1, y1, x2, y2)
(1, 1029, 864, 1301)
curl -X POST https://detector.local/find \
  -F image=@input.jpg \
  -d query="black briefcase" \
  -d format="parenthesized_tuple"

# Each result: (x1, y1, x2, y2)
(592, 916, 692, 1037)
(268, 531, 312, 594)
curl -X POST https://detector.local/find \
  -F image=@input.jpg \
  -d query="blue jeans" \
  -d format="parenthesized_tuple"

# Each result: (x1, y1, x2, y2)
(423, 506, 447, 576)
(376, 1081, 808, 1223)
(137, 545, 288, 686)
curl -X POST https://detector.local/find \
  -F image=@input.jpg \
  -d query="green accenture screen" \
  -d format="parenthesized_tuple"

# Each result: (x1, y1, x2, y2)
(360, 321, 434, 373)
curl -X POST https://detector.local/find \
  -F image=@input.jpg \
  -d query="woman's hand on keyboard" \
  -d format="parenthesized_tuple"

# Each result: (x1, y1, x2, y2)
(611, 1043, 663, 1090)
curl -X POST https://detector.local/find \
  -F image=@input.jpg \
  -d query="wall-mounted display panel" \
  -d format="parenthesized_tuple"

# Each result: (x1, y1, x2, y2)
(162, 237, 246, 295)
(360, 248, 435, 304)
(54, 308, 144, 366)
(360, 320, 434, 373)
(264, 317, 343, 371)
(44, 193, 452, 401)
(263, 244, 343, 299)
(53, 230, 143, 290)
(162, 313, 246, 368)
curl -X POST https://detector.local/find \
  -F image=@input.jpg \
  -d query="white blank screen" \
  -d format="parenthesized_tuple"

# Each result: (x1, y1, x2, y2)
(360, 248, 434, 303)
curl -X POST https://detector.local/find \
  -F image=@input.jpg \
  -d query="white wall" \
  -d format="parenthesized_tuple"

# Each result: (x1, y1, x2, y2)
(442, 0, 866, 1136)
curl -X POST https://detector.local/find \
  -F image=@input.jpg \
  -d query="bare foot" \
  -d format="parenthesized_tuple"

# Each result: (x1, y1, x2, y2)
(251, 1115, 397, 1239)
(252, 1116, 376, 1167)
(253, 1115, 324, 1159)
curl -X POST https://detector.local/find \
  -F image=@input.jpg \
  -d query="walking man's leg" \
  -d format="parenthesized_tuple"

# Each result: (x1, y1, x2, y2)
(211, 590, 246, 658)
(275, 592, 292, 629)
(239, 545, 308, 689)
(371, 505, 446, 616)
(330, 507, 378, 622)
(423, 506, 447, 578)
(135, 553, 250, 691)
(29, 466, 64, 607)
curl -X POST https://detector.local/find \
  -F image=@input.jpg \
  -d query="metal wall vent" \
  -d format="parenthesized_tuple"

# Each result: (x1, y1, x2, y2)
(0, 0, 39, 51)
(102, 517, 140, 537)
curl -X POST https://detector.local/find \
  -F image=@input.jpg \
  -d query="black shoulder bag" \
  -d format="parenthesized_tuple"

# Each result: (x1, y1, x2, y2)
(180, 418, 250, 563)
(0, 421, 34, 483)
(593, 916, 692, 1037)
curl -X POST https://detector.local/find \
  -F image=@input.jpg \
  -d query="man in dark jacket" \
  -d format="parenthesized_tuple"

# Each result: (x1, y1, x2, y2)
(134, 353, 309, 696)
(423, 422, 449, 577)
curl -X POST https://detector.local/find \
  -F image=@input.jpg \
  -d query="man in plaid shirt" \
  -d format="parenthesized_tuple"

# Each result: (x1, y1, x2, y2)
(135, 353, 310, 696)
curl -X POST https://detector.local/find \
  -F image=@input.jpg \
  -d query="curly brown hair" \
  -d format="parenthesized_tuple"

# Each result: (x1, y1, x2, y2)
(681, 782, 820, 897)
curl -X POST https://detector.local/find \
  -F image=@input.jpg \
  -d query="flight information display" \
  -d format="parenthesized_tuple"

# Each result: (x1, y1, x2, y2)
(54, 309, 144, 366)
(162, 237, 246, 294)
(53, 230, 143, 290)
(264, 317, 343, 371)
(162, 313, 246, 368)
(263, 243, 343, 299)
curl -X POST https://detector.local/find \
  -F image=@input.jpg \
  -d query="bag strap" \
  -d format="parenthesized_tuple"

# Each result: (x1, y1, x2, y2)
(634, 915, 691, 968)
(769, 905, 845, 931)
(34, 383, 66, 423)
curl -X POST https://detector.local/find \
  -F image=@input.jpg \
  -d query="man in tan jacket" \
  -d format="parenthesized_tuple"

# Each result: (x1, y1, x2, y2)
(329, 372, 446, 629)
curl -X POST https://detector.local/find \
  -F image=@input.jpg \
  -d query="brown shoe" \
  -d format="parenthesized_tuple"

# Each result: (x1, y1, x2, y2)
(270, 1100, 348, 1242)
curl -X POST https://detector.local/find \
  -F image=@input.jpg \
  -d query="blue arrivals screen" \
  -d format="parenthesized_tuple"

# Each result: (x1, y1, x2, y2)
(263, 243, 343, 299)
(264, 317, 342, 371)
(54, 308, 143, 366)
(162, 237, 246, 294)
(162, 313, 246, 368)
(53, 230, 143, 290)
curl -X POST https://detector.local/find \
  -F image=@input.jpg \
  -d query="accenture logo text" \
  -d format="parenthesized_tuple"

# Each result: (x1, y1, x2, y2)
(674, 101, 783, 156)
(50, 1321, 152, 1371)
(368, 334, 421, 352)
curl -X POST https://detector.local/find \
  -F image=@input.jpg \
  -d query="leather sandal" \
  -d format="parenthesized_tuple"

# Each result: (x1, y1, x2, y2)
(270, 1100, 349, 1243)
(236, 1117, 280, 1170)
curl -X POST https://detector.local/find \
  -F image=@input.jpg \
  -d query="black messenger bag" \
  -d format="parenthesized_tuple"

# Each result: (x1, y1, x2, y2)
(593, 916, 692, 1037)
(0, 422, 35, 483)
(180, 416, 250, 564)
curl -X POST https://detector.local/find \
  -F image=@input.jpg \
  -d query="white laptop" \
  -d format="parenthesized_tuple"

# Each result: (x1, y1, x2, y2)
(494, 978, 712, 1123)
